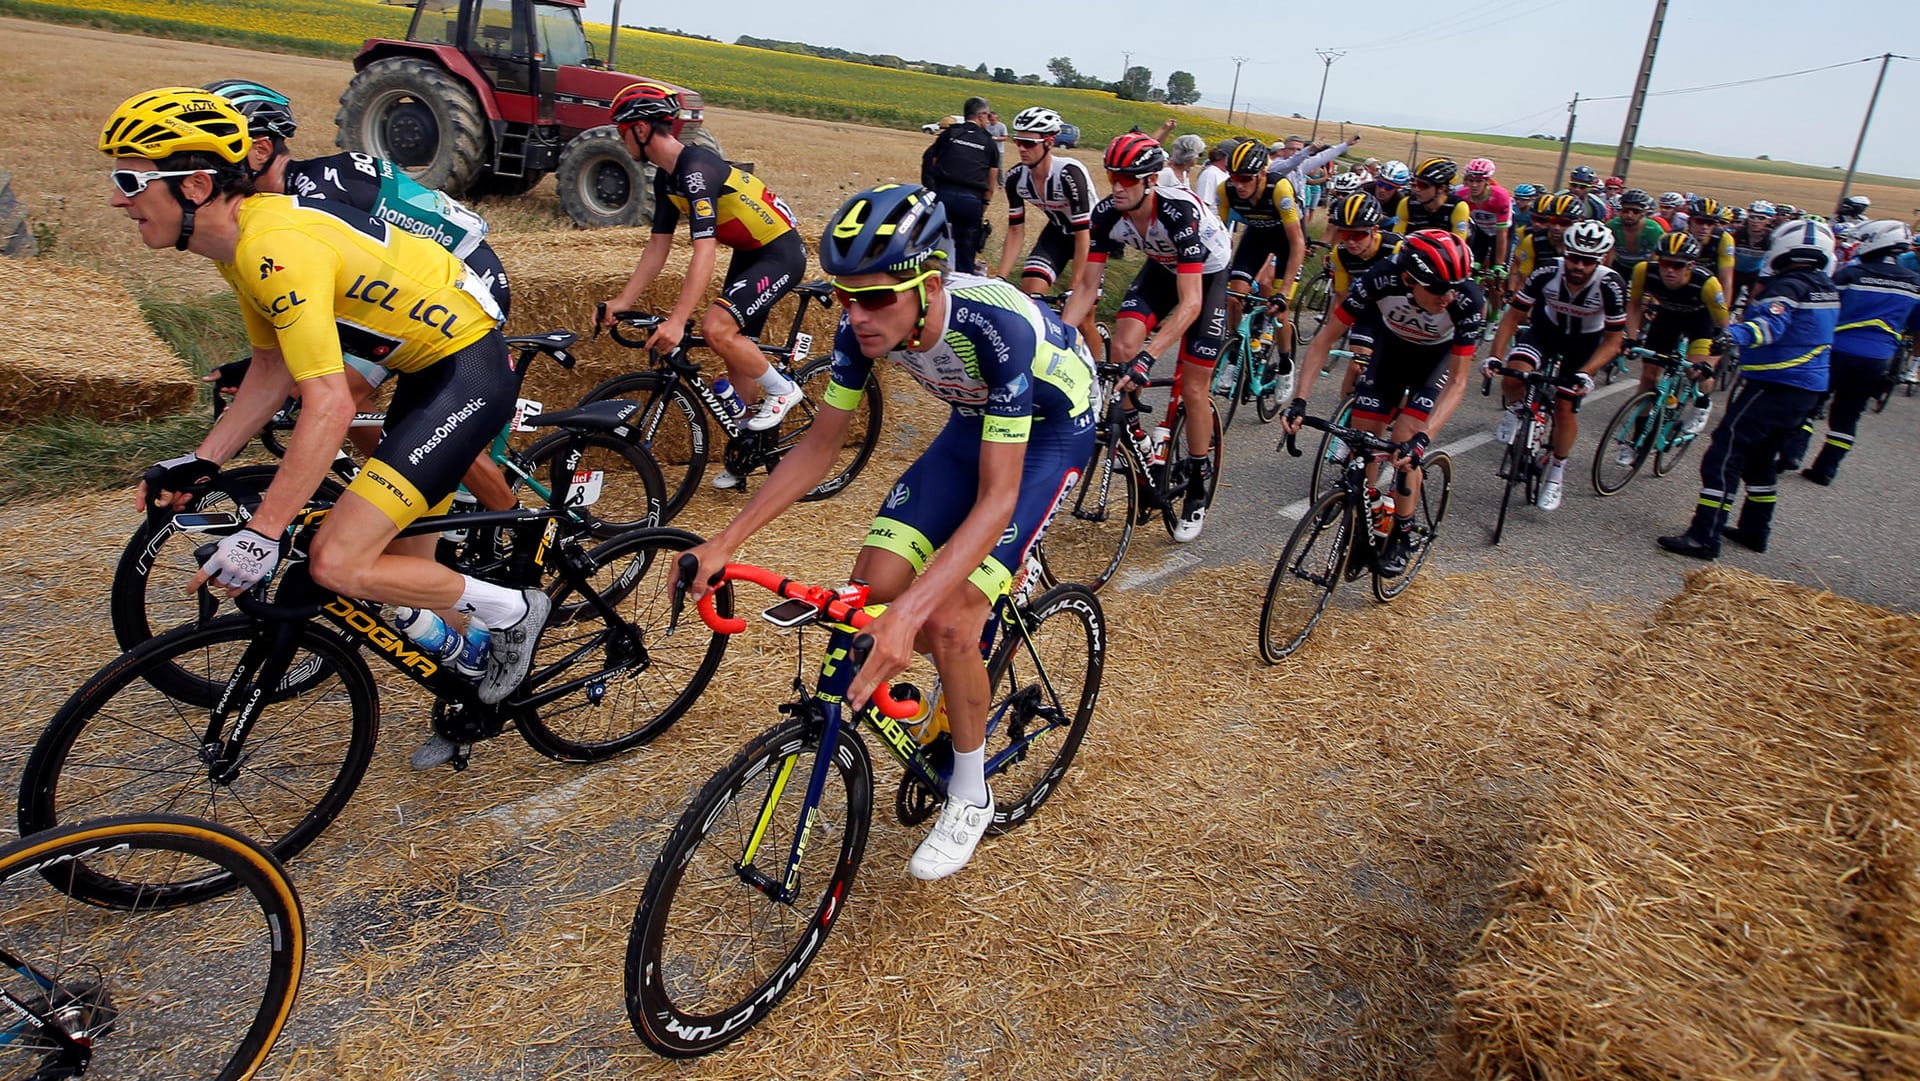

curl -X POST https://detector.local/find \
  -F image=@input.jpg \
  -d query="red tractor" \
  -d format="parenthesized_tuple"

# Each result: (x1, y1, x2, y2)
(335, 0, 724, 228)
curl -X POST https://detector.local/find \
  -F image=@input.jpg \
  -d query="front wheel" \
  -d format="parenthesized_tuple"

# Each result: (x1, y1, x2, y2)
(17, 616, 379, 905)
(786, 356, 883, 503)
(0, 815, 305, 1080)
(627, 719, 873, 1058)
(1372, 451, 1450, 601)
(1307, 395, 1359, 501)
(1258, 490, 1352, 663)
(1591, 390, 1658, 496)
(984, 584, 1104, 832)
(1490, 429, 1531, 546)
(1035, 439, 1137, 592)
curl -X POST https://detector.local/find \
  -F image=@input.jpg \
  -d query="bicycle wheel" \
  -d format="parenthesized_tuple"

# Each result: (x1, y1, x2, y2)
(517, 527, 731, 762)
(1591, 390, 1658, 496)
(1372, 451, 1451, 601)
(1491, 433, 1529, 546)
(1652, 418, 1697, 476)
(626, 717, 873, 1058)
(1254, 344, 1292, 423)
(1034, 439, 1137, 593)
(0, 815, 304, 1080)
(580, 375, 708, 522)
(1214, 336, 1247, 433)
(1307, 395, 1359, 500)
(1258, 490, 1352, 663)
(787, 357, 883, 503)
(519, 428, 667, 538)
(18, 615, 378, 906)
(984, 583, 1103, 833)
(1299, 269, 1333, 342)
(1160, 399, 1224, 540)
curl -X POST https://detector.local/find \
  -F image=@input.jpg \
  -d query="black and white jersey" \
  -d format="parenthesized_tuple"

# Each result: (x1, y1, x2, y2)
(1004, 155, 1095, 233)
(1087, 184, 1232, 274)
(1512, 259, 1628, 337)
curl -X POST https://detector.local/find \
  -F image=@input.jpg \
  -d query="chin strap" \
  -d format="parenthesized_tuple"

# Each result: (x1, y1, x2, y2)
(904, 277, 935, 352)
(169, 179, 204, 251)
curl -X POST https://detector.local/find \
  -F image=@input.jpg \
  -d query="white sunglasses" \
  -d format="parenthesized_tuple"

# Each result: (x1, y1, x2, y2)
(110, 168, 214, 197)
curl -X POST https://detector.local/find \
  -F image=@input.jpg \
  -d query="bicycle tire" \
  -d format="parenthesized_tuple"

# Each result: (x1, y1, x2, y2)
(1034, 439, 1136, 593)
(788, 356, 883, 503)
(0, 814, 304, 1080)
(109, 468, 346, 700)
(18, 615, 378, 905)
(1652, 422, 1696, 476)
(983, 583, 1103, 833)
(1299, 269, 1334, 343)
(626, 717, 873, 1058)
(1372, 451, 1450, 602)
(579, 374, 709, 523)
(1254, 348, 1291, 423)
(519, 428, 667, 538)
(1491, 435, 1528, 546)
(1307, 395, 1359, 500)
(516, 527, 731, 762)
(1591, 390, 1658, 496)
(1160, 400, 1224, 541)
(1258, 489, 1351, 664)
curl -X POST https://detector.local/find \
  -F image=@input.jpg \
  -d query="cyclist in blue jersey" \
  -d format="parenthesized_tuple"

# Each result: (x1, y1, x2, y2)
(681, 185, 1096, 881)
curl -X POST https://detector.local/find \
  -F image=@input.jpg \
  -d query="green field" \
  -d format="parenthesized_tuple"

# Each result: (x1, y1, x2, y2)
(1404, 129, 1920, 190)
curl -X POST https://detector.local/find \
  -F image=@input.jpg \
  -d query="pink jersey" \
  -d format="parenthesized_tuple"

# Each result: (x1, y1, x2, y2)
(1455, 182, 1513, 234)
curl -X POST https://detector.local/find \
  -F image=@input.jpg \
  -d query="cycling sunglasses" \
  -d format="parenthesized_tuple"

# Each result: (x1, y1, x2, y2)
(830, 269, 938, 310)
(1013, 137, 1046, 149)
(1535, 216, 1571, 229)
(110, 168, 213, 197)
(1562, 254, 1600, 267)
(1106, 171, 1147, 189)
(1657, 259, 1693, 271)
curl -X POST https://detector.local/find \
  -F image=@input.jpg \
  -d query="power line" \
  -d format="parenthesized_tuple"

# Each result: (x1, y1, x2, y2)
(1583, 54, 1896, 103)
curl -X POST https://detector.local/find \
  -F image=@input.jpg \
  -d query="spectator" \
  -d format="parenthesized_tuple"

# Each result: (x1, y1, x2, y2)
(921, 95, 1001, 273)
(1272, 132, 1360, 204)
(1194, 138, 1237, 210)
(985, 110, 1008, 144)
(1165, 134, 1207, 189)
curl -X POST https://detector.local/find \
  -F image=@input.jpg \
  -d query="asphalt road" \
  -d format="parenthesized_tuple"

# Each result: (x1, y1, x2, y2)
(1110, 364, 1920, 617)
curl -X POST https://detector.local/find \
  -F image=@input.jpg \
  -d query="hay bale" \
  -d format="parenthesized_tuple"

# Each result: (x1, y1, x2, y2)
(0, 260, 192, 423)
(1443, 567, 1920, 1080)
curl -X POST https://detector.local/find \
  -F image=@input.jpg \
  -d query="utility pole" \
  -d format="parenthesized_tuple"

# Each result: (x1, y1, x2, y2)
(1409, 131, 1420, 164)
(1309, 50, 1345, 141)
(1554, 93, 1580, 187)
(1226, 57, 1248, 127)
(1611, 0, 1668, 180)
(1837, 52, 1893, 214)
(607, 0, 623, 67)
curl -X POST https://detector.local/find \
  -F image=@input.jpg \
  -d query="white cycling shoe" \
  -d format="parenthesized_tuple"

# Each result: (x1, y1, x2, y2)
(908, 790, 995, 881)
(1536, 477, 1564, 511)
(744, 387, 804, 431)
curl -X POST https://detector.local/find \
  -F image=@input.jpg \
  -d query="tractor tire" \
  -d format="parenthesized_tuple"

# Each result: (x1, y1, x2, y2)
(334, 57, 488, 196)
(555, 125, 726, 230)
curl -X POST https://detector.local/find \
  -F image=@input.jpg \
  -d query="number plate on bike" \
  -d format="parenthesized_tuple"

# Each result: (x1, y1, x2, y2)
(512, 398, 544, 432)
(564, 470, 604, 508)
(761, 598, 821, 627)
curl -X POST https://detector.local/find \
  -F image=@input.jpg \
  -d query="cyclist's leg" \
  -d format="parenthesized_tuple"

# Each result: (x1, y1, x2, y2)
(710, 233, 806, 412)
(1176, 270, 1231, 459)
(1387, 353, 1452, 517)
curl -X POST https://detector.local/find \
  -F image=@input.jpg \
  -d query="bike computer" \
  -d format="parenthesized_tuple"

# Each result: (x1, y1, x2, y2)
(761, 598, 822, 627)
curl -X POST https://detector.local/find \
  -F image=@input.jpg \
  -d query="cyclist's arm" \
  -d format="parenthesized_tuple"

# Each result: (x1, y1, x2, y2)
(995, 172, 1025, 279)
(1278, 209, 1306, 301)
(1449, 200, 1472, 240)
(1490, 303, 1526, 361)
(611, 230, 673, 311)
(669, 235, 721, 326)
(1580, 277, 1629, 374)
(1293, 305, 1351, 405)
(1715, 233, 1735, 300)
(195, 346, 294, 466)
(1493, 225, 1509, 268)
(1704, 275, 1730, 328)
(1061, 246, 1109, 328)
(244, 371, 355, 537)
(1625, 262, 1649, 339)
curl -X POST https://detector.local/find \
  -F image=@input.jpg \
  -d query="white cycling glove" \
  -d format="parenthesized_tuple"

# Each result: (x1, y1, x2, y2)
(203, 528, 281, 590)
(1570, 371, 1596, 395)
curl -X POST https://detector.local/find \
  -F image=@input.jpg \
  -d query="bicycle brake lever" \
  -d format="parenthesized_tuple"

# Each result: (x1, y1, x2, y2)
(1481, 374, 1492, 396)
(668, 552, 699, 634)
(1283, 430, 1302, 458)
(592, 301, 607, 341)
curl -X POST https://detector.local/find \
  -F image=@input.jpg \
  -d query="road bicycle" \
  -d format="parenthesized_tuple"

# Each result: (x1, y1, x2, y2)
(1259, 415, 1452, 662)
(624, 555, 1102, 1057)
(0, 814, 303, 1080)
(1484, 364, 1577, 545)
(1030, 361, 1223, 592)
(1591, 346, 1708, 496)
(580, 286, 881, 519)
(1871, 338, 1917, 413)
(1210, 297, 1294, 430)
(110, 338, 668, 704)
(20, 488, 730, 903)
(1294, 239, 1335, 343)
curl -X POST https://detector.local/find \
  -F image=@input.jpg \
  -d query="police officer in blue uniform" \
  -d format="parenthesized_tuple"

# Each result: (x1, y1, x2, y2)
(1657, 219, 1839, 558)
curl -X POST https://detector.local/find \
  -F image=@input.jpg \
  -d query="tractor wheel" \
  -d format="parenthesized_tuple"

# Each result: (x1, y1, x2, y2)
(555, 125, 725, 230)
(335, 57, 488, 196)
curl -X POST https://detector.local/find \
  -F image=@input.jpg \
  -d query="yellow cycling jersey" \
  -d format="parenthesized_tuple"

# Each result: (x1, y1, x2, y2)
(219, 195, 497, 383)
(1330, 231, 1404, 295)
(1393, 193, 1472, 240)
(1510, 230, 1546, 282)
(1218, 173, 1301, 229)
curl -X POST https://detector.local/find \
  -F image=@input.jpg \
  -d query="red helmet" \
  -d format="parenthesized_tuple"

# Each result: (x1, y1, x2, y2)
(1396, 229, 1473, 290)
(1103, 132, 1167, 177)
(1604, 175, 1625, 190)
(611, 81, 685, 136)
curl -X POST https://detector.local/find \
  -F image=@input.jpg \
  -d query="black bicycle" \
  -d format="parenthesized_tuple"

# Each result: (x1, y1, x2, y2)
(1031, 360, 1222, 592)
(0, 814, 304, 1080)
(20, 477, 730, 903)
(1484, 364, 1576, 545)
(580, 286, 882, 518)
(1259, 415, 1452, 662)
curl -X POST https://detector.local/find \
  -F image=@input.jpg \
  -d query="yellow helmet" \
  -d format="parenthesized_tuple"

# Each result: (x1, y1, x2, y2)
(99, 86, 250, 163)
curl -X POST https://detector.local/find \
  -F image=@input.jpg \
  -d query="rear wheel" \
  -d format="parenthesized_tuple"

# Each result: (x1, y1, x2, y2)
(1259, 490, 1351, 663)
(1591, 390, 1657, 496)
(518, 429, 666, 538)
(1035, 440, 1136, 592)
(787, 357, 882, 503)
(577, 375, 708, 522)
(1160, 399, 1223, 540)
(983, 584, 1103, 832)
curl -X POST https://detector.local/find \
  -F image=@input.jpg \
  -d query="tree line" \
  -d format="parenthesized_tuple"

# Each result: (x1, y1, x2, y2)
(733, 37, 1199, 104)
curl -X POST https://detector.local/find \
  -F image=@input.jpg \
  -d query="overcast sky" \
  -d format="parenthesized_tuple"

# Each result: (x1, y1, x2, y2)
(582, 0, 1919, 178)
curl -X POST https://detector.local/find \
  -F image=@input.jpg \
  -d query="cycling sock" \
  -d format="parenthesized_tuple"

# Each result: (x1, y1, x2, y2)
(754, 368, 797, 396)
(949, 745, 989, 808)
(1546, 458, 1566, 483)
(455, 576, 530, 629)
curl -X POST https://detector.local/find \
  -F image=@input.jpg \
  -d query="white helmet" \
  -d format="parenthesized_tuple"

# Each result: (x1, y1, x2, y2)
(1850, 219, 1911, 259)
(1765, 217, 1836, 272)
(1658, 191, 1685, 208)
(1010, 106, 1063, 136)
(1561, 219, 1615, 258)
(1329, 171, 1367, 196)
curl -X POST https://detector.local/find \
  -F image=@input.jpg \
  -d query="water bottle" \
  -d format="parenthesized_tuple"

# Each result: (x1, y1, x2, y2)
(894, 680, 949, 746)
(1367, 488, 1393, 542)
(1148, 424, 1171, 467)
(394, 608, 487, 679)
(441, 489, 478, 544)
(1128, 414, 1155, 462)
(712, 377, 746, 421)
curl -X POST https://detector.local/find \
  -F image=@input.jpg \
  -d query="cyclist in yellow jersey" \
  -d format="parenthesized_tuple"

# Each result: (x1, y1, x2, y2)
(106, 88, 548, 732)
(1393, 158, 1473, 241)
(1507, 193, 1588, 295)
(1687, 197, 1737, 301)
(1324, 193, 1403, 399)
(1217, 140, 1307, 358)
(599, 82, 809, 472)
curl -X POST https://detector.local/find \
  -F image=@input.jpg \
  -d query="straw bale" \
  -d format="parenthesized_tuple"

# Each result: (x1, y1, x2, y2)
(0, 259, 194, 424)
(1442, 567, 1920, 1081)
